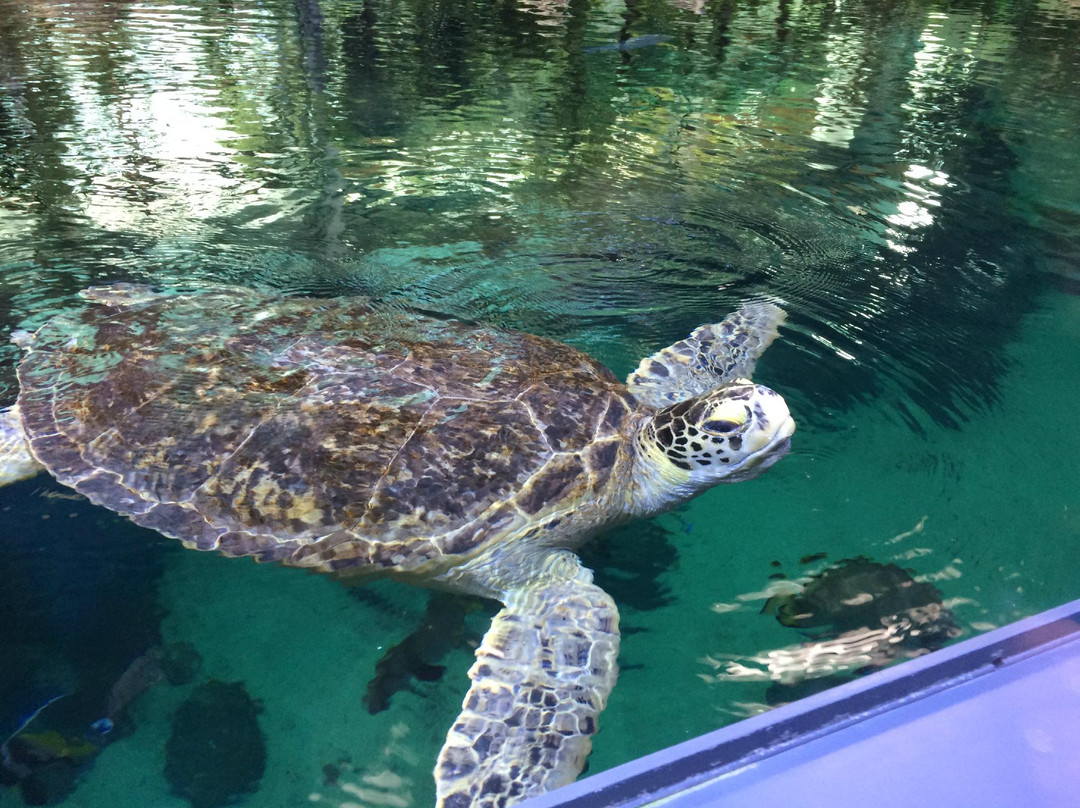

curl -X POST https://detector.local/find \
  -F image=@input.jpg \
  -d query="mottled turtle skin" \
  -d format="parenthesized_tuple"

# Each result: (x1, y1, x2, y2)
(14, 286, 639, 578)
(1, 284, 795, 808)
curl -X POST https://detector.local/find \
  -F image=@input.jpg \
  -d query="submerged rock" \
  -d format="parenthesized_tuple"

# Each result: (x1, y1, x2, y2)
(764, 556, 961, 648)
(158, 642, 203, 687)
(165, 680, 265, 808)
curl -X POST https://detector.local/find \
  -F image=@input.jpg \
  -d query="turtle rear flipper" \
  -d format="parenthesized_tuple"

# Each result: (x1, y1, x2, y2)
(435, 553, 619, 807)
(627, 300, 786, 409)
(0, 407, 43, 485)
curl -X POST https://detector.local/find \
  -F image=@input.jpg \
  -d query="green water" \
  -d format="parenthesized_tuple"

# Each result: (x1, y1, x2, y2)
(0, 0, 1078, 806)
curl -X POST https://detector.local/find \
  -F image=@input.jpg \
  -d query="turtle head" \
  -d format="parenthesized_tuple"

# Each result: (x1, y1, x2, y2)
(631, 379, 795, 515)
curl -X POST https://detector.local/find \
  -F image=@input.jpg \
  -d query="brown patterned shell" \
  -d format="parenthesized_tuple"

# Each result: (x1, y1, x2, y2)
(16, 286, 638, 575)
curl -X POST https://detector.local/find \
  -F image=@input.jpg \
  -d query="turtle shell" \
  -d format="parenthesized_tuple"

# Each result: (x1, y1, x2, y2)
(16, 287, 638, 575)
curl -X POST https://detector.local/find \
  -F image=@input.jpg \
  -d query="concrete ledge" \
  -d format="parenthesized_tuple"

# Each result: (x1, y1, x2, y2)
(523, 598, 1080, 808)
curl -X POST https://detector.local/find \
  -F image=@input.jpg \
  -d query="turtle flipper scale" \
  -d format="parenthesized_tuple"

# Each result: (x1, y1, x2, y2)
(436, 554, 619, 808)
(627, 300, 787, 409)
(0, 406, 43, 485)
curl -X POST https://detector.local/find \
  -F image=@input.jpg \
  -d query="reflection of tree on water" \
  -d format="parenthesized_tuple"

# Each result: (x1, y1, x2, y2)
(0, 3, 1067, 367)
(703, 557, 962, 705)
(753, 2, 1046, 431)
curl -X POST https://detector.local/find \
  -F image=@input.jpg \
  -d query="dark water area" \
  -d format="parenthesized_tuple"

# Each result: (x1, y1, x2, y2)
(0, 0, 1078, 805)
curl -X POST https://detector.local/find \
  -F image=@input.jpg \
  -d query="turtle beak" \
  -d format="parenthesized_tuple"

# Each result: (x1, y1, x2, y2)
(741, 385, 794, 454)
(725, 386, 794, 478)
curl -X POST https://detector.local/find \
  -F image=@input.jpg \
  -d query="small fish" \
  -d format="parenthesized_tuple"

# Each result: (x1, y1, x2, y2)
(1, 692, 70, 748)
(10, 730, 97, 762)
(1, 692, 73, 782)
(584, 34, 673, 54)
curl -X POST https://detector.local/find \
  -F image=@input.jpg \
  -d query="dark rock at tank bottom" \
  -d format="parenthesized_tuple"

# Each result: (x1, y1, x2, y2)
(158, 642, 203, 686)
(164, 680, 266, 808)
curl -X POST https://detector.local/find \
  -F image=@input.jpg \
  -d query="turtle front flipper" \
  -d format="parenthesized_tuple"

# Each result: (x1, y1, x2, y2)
(0, 406, 43, 485)
(627, 300, 786, 408)
(435, 552, 619, 808)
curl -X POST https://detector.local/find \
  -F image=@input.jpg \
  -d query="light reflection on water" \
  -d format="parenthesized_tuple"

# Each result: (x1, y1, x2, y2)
(0, 0, 1078, 805)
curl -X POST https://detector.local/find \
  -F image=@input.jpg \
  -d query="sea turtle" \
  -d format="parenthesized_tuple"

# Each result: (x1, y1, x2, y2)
(0, 284, 795, 808)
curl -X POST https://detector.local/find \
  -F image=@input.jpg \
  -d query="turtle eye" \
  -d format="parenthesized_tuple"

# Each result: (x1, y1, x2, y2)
(703, 418, 742, 433)
(701, 399, 749, 433)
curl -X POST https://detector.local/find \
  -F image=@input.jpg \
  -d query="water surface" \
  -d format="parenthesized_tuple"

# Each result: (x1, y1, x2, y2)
(1, 0, 1078, 806)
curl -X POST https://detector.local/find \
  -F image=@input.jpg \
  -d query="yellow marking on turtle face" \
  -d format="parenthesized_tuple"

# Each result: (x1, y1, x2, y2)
(638, 431, 693, 487)
(707, 397, 749, 427)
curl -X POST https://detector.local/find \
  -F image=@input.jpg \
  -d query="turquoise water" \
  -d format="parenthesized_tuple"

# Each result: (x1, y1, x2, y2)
(0, 0, 1078, 806)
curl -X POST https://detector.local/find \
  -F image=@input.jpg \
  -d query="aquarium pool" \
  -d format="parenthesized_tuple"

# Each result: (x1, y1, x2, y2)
(0, 0, 1078, 806)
